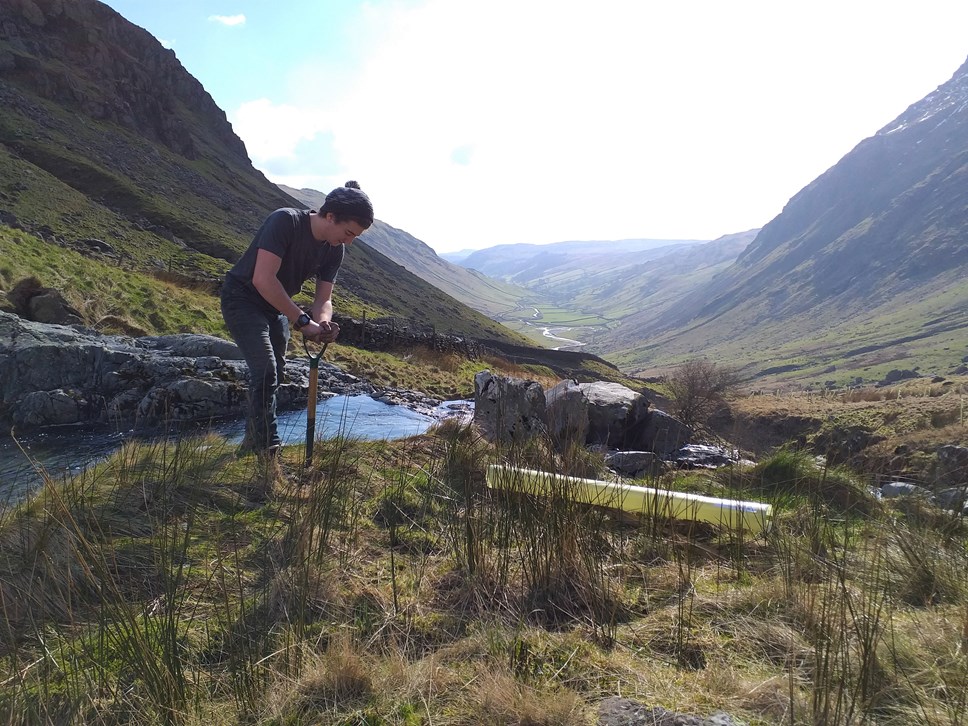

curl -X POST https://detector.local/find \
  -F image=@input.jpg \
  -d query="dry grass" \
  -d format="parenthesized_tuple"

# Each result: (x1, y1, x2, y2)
(1, 406, 967, 725)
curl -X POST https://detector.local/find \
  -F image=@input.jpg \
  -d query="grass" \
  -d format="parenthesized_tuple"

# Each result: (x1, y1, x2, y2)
(0, 391, 966, 725)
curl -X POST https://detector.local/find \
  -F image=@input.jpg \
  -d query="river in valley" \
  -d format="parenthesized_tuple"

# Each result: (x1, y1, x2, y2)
(0, 395, 473, 504)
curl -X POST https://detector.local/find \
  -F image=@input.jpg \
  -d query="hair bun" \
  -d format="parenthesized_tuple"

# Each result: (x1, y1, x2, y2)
(344, 180, 361, 190)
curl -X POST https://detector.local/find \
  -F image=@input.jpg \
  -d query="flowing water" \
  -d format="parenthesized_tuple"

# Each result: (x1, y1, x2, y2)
(0, 395, 472, 504)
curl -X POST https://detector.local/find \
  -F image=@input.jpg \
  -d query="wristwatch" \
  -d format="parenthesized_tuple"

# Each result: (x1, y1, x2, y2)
(294, 313, 312, 330)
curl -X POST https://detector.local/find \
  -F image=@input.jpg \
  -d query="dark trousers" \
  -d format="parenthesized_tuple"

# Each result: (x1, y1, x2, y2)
(220, 285, 289, 451)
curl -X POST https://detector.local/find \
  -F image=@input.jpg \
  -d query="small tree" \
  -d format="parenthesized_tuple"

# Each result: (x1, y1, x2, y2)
(666, 358, 738, 427)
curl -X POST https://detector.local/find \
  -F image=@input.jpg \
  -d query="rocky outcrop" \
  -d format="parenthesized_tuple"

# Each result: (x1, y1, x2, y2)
(473, 372, 694, 463)
(0, 0, 247, 161)
(0, 311, 376, 429)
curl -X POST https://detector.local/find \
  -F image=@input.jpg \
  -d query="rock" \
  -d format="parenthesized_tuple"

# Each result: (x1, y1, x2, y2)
(7, 276, 84, 324)
(0, 311, 373, 430)
(27, 290, 83, 325)
(545, 378, 588, 447)
(933, 486, 968, 511)
(473, 370, 546, 443)
(936, 445, 968, 485)
(598, 697, 746, 726)
(880, 481, 931, 499)
(578, 381, 650, 448)
(79, 237, 117, 255)
(632, 409, 692, 457)
(604, 450, 661, 476)
(139, 333, 244, 360)
(879, 369, 918, 386)
(13, 388, 86, 426)
(669, 444, 740, 469)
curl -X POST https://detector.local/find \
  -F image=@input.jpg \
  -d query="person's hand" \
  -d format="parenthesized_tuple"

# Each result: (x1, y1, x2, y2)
(315, 320, 340, 343)
(299, 319, 339, 343)
(300, 320, 324, 341)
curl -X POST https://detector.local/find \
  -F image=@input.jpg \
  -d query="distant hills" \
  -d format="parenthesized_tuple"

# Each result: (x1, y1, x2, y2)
(432, 58, 968, 385)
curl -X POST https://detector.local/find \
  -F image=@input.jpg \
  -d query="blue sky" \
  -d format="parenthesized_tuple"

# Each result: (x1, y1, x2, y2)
(101, 1, 968, 253)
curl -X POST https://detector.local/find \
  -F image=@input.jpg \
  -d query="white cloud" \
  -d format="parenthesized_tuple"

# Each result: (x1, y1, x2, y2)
(230, 99, 329, 162)
(232, 0, 968, 253)
(208, 14, 245, 26)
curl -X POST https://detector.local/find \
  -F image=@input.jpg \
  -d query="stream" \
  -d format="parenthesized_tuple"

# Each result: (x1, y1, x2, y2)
(0, 395, 473, 504)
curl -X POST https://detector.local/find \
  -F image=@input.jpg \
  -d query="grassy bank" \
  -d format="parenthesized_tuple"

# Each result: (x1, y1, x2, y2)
(0, 391, 966, 725)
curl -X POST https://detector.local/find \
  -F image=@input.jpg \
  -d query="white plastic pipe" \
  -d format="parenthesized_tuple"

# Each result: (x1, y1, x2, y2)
(486, 464, 771, 535)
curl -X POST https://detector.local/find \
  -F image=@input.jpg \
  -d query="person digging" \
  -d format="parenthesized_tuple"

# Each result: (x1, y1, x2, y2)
(220, 181, 374, 473)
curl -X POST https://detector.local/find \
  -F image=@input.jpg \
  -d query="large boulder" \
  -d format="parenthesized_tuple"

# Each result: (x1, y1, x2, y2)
(628, 408, 692, 456)
(545, 378, 588, 447)
(669, 444, 741, 469)
(933, 485, 968, 512)
(473, 370, 546, 444)
(881, 481, 931, 499)
(578, 381, 650, 448)
(598, 697, 745, 726)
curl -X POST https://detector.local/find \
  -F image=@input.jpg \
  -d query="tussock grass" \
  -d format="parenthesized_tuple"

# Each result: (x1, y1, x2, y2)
(0, 412, 966, 725)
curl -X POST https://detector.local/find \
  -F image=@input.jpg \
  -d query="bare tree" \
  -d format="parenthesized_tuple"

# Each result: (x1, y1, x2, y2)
(666, 358, 738, 427)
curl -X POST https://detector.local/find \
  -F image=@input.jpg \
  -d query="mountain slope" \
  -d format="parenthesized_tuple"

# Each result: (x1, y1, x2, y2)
(603, 56, 968, 384)
(0, 0, 527, 345)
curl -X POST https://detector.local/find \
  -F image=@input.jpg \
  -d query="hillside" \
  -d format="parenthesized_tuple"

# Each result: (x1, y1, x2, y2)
(600, 55, 968, 385)
(0, 0, 527, 345)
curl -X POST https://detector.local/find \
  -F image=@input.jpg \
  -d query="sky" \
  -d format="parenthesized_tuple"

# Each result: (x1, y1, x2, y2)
(100, 1, 968, 254)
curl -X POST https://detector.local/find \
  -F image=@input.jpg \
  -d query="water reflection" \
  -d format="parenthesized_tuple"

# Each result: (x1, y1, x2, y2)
(0, 395, 464, 503)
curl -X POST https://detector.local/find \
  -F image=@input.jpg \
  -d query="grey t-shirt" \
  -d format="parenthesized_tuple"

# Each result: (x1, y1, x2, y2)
(224, 208, 344, 313)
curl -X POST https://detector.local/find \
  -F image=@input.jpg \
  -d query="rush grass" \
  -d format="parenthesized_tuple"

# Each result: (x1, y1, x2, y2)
(0, 423, 965, 725)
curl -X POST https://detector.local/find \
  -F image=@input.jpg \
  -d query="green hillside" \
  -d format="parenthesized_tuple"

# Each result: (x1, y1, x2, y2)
(0, 0, 528, 346)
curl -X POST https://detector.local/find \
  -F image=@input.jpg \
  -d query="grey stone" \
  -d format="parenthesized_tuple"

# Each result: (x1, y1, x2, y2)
(605, 450, 661, 476)
(933, 486, 968, 511)
(0, 311, 377, 430)
(473, 370, 546, 443)
(578, 381, 649, 448)
(634, 408, 692, 457)
(27, 290, 83, 325)
(139, 334, 244, 360)
(13, 389, 86, 427)
(669, 443, 737, 469)
(598, 697, 746, 726)
(545, 378, 588, 447)
(880, 481, 931, 499)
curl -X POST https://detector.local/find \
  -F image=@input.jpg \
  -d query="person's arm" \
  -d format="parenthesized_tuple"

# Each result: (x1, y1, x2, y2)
(251, 249, 324, 337)
(310, 279, 340, 343)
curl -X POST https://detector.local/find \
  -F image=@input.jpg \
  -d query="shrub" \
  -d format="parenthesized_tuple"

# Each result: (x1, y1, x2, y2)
(666, 358, 738, 427)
